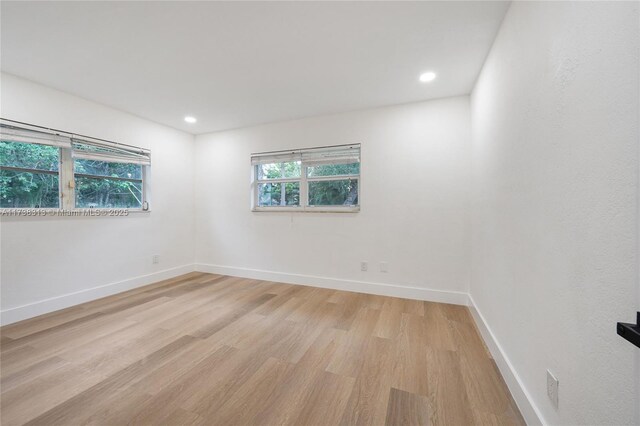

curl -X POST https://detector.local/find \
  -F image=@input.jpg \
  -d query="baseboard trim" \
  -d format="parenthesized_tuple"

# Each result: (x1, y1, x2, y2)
(195, 263, 469, 306)
(468, 294, 546, 426)
(0, 264, 196, 326)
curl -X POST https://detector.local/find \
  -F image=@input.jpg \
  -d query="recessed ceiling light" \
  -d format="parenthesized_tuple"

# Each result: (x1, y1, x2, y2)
(419, 72, 437, 83)
(184, 116, 197, 123)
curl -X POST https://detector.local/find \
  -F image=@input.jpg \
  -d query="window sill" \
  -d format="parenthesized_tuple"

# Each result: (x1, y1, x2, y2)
(252, 206, 360, 213)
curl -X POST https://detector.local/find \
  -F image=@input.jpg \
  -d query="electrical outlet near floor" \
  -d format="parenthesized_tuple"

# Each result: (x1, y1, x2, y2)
(360, 261, 368, 272)
(547, 369, 559, 408)
(380, 261, 389, 273)
(152, 255, 160, 264)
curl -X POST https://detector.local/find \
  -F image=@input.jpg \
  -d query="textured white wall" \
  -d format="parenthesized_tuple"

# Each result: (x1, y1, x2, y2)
(470, 2, 639, 425)
(0, 73, 196, 321)
(195, 97, 471, 297)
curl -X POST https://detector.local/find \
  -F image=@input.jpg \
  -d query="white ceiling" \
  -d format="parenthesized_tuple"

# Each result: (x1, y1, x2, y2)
(1, 1, 509, 134)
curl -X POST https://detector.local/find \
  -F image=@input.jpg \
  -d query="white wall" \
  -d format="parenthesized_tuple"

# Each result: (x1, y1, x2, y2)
(0, 73, 196, 323)
(470, 2, 639, 425)
(194, 97, 471, 302)
(3, 4, 639, 421)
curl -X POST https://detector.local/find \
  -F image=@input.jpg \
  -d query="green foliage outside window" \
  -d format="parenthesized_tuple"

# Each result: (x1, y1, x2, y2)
(307, 162, 359, 206)
(308, 179, 358, 206)
(258, 161, 301, 180)
(258, 182, 300, 206)
(0, 140, 143, 209)
(307, 162, 359, 177)
(0, 141, 60, 208)
(258, 161, 301, 206)
(74, 159, 142, 208)
(256, 160, 359, 207)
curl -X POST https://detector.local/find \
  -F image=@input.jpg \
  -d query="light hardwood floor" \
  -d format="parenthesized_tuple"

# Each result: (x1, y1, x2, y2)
(1, 272, 524, 426)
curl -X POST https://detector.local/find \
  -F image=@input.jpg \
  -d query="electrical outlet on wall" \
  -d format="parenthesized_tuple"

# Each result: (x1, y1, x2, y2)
(152, 255, 160, 264)
(380, 261, 389, 273)
(547, 370, 559, 408)
(360, 261, 368, 272)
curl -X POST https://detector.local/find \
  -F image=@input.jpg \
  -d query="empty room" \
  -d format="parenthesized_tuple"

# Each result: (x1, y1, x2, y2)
(0, 1, 638, 425)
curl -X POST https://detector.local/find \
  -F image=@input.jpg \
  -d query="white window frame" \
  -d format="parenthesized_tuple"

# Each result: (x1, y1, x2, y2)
(251, 144, 360, 213)
(0, 119, 151, 213)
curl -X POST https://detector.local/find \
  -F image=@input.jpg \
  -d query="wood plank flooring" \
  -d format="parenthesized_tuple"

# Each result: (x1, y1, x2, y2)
(0, 272, 525, 426)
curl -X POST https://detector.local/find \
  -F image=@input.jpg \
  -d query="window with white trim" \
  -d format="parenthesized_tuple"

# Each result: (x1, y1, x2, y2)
(0, 119, 150, 210)
(252, 144, 360, 212)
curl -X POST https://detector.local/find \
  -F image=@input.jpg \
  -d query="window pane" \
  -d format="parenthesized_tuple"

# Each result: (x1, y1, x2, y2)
(257, 182, 300, 207)
(307, 162, 359, 177)
(0, 169, 59, 208)
(75, 176, 142, 208)
(0, 141, 59, 171)
(257, 161, 301, 180)
(308, 179, 358, 206)
(74, 159, 142, 180)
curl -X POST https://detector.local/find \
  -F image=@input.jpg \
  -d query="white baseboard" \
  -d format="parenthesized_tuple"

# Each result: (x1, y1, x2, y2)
(0, 264, 196, 326)
(468, 294, 545, 426)
(195, 263, 469, 306)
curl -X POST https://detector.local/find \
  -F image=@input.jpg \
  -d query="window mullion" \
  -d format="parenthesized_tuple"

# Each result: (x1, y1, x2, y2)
(142, 165, 150, 210)
(256, 178, 299, 184)
(60, 147, 75, 210)
(0, 165, 58, 175)
(253, 165, 259, 209)
(301, 163, 308, 210)
(306, 174, 358, 182)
